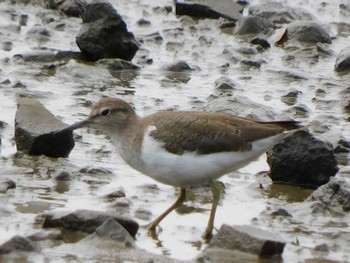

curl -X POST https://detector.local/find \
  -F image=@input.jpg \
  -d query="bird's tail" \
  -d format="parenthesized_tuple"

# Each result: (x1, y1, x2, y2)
(257, 120, 303, 131)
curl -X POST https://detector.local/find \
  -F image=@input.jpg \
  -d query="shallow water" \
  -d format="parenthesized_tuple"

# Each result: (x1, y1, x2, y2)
(0, 0, 350, 262)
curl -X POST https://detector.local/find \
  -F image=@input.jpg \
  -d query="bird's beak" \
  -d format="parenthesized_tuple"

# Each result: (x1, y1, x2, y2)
(53, 118, 91, 136)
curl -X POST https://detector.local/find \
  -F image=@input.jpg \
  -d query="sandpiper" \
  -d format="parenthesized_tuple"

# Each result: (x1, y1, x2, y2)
(55, 97, 301, 240)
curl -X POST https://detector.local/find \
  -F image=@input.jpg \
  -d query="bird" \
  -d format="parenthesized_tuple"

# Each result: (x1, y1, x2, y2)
(54, 97, 301, 240)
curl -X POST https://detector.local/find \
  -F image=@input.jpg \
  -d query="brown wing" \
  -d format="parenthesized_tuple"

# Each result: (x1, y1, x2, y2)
(143, 111, 293, 155)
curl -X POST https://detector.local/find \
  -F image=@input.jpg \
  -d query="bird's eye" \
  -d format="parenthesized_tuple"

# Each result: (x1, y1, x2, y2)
(100, 108, 110, 117)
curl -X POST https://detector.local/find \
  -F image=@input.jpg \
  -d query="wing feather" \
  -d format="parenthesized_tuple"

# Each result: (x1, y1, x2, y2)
(142, 111, 289, 155)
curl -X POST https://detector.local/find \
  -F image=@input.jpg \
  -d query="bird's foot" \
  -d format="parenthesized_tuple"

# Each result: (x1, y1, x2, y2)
(146, 222, 162, 239)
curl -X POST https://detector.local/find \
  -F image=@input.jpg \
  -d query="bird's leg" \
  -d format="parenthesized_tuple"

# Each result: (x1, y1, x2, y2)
(148, 188, 186, 235)
(202, 181, 221, 242)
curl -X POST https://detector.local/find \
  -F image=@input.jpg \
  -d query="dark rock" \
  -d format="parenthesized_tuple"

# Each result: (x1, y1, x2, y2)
(48, 0, 87, 17)
(1, 79, 10, 85)
(339, 86, 350, 95)
(334, 47, 350, 72)
(334, 138, 350, 153)
(78, 166, 113, 175)
(283, 21, 332, 44)
(164, 5, 173, 13)
(267, 130, 339, 188)
(42, 209, 138, 238)
(316, 42, 334, 56)
(113, 198, 131, 209)
(209, 224, 285, 257)
(281, 90, 301, 106)
(343, 97, 350, 114)
(0, 120, 7, 129)
(76, 0, 139, 62)
(164, 60, 192, 72)
(250, 38, 271, 49)
(284, 104, 310, 118)
(219, 21, 236, 30)
(313, 243, 330, 252)
(240, 59, 262, 69)
(306, 177, 350, 215)
(272, 70, 308, 80)
(105, 189, 126, 201)
(214, 76, 237, 91)
(271, 208, 292, 217)
(152, 6, 173, 14)
(19, 14, 29, 26)
(84, 218, 136, 247)
(235, 16, 275, 36)
(27, 25, 51, 37)
(249, 2, 314, 24)
(13, 81, 26, 88)
(137, 18, 151, 26)
(340, 2, 350, 16)
(37, 11, 58, 24)
(55, 170, 72, 181)
(140, 32, 163, 43)
(165, 41, 184, 52)
(237, 47, 257, 55)
(15, 98, 75, 158)
(0, 236, 35, 254)
(175, 0, 243, 21)
(97, 58, 140, 71)
(55, 50, 83, 61)
(0, 179, 16, 193)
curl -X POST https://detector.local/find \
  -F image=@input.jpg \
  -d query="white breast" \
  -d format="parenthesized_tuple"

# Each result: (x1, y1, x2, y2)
(135, 126, 290, 188)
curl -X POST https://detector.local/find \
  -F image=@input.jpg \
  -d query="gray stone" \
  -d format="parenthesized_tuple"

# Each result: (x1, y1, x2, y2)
(285, 21, 332, 44)
(54, 170, 72, 181)
(334, 138, 350, 153)
(235, 16, 275, 36)
(175, 0, 243, 21)
(209, 224, 285, 256)
(104, 188, 126, 201)
(0, 179, 16, 193)
(214, 76, 237, 91)
(284, 104, 310, 118)
(281, 90, 302, 106)
(250, 37, 271, 49)
(78, 166, 114, 175)
(76, 0, 139, 62)
(42, 209, 139, 238)
(0, 236, 35, 254)
(306, 177, 350, 215)
(267, 130, 339, 188)
(27, 25, 51, 37)
(249, 2, 314, 24)
(48, 0, 87, 17)
(335, 47, 350, 72)
(164, 60, 192, 72)
(96, 58, 140, 71)
(85, 218, 136, 247)
(14, 98, 75, 158)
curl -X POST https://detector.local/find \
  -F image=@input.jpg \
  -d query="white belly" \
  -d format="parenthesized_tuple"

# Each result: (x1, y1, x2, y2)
(128, 131, 289, 188)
